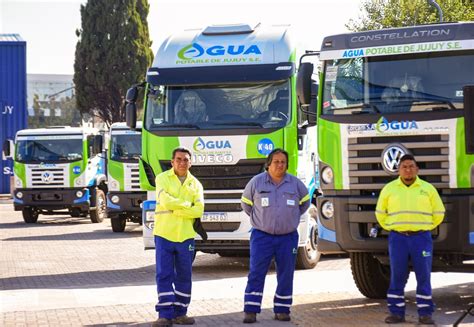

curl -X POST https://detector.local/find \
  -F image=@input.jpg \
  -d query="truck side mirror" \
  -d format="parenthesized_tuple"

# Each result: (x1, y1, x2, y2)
(464, 85, 474, 154)
(2, 139, 13, 159)
(126, 86, 138, 129)
(296, 62, 314, 107)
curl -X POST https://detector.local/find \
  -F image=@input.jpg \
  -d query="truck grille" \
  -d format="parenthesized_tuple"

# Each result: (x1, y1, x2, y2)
(29, 167, 67, 187)
(348, 134, 449, 191)
(124, 164, 140, 191)
(160, 159, 265, 190)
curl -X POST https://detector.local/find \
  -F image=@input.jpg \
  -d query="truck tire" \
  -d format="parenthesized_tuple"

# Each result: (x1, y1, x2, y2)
(296, 216, 320, 270)
(90, 189, 106, 223)
(350, 252, 390, 299)
(22, 207, 39, 223)
(111, 217, 126, 233)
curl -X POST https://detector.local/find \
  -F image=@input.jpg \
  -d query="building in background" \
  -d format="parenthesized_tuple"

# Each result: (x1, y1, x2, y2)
(27, 74, 82, 128)
(1, 34, 27, 194)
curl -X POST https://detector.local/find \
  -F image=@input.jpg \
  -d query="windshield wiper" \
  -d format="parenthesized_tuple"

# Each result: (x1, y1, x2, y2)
(350, 103, 381, 114)
(410, 99, 457, 110)
(215, 121, 264, 128)
(159, 123, 200, 129)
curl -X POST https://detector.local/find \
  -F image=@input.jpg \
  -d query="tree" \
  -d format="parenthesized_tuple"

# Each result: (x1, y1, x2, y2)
(74, 0, 153, 126)
(347, 0, 474, 32)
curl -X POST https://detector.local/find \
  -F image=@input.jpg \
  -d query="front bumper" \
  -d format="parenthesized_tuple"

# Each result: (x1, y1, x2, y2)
(13, 188, 90, 211)
(106, 191, 146, 218)
(317, 193, 474, 256)
(141, 200, 311, 251)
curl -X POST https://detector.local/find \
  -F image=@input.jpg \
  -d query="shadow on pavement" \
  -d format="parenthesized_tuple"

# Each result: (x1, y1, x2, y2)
(0, 253, 352, 291)
(3, 229, 142, 241)
(80, 283, 473, 326)
(0, 264, 157, 290)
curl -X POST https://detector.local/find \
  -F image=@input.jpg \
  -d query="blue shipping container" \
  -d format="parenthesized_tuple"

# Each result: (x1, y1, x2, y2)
(0, 34, 27, 194)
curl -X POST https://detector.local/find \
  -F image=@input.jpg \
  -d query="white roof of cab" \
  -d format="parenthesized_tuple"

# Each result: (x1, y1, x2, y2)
(16, 126, 99, 137)
(110, 121, 142, 130)
(153, 23, 293, 68)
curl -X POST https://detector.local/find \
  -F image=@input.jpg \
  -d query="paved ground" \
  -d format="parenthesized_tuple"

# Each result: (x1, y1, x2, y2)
(0, 200, 473, 326)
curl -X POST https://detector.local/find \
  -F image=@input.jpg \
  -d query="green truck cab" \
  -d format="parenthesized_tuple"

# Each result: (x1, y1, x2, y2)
(4, 126, 107, 223)
(125, 23, 320, 269)
(106, 122, 146, 232)
(298, 22, 474, 298)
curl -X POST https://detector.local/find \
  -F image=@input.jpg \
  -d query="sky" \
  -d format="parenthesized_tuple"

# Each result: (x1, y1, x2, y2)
(0, 0, 363, 75)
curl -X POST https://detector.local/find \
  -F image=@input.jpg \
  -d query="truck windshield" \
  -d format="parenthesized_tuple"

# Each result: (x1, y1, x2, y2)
(16, 138, 83, 163)
(145, 81, 291, 130)
(322, 50, 474, 115)
(110, 133, 141, 162)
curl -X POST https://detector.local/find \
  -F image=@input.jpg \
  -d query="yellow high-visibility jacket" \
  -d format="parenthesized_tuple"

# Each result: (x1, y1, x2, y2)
(154, 169, 204, 242)
(375, 176, 445, 232)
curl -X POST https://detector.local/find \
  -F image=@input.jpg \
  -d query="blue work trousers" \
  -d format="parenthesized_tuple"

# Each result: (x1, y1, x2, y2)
(154, 236, 195, 319)
(244, 229, 299, 314)
(387, 231, 434, 317)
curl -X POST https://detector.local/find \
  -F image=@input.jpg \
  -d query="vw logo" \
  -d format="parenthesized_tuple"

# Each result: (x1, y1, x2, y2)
(41, 171, 53, 184)
(381, 144, 409, 175)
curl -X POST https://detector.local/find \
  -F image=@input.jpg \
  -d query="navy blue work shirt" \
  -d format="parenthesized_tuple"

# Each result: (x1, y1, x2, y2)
(241, 172, 310, 235)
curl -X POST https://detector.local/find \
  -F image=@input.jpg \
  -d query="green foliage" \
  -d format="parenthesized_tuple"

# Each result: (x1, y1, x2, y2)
(347, 0, 474, 31)
(73, 0, 153, 126)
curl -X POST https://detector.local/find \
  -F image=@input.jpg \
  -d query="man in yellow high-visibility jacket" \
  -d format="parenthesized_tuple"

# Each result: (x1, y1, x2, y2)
(152, 147, 204, 327)
(376, 154, 445, 325)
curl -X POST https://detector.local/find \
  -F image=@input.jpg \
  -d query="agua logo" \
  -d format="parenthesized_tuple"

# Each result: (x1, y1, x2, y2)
(342, 49, 364, 58)
(376, 117, 419, 133)
(178, 43, 262, 60)
(193, 137, 232, 151)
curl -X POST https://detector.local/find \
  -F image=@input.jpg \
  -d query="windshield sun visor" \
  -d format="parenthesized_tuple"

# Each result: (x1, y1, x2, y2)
(146, 63, 295, 86)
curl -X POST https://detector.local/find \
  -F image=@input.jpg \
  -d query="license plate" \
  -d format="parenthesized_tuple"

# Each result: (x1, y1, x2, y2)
(202, 212, 228, 222)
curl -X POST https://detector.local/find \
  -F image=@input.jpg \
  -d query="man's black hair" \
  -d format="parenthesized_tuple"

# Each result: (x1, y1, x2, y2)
(265, 148, 289, 171)
(172, 147, 192, 159)
(399, 154, 418, 167)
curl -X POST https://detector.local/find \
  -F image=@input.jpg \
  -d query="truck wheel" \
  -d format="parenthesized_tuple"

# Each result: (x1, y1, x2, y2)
(111, 217, 126, 233)
(22, 207, 39, 223)
(296, 216, 320, 270)
(350, 252, 390, 299)
(90, 189, 106, 223)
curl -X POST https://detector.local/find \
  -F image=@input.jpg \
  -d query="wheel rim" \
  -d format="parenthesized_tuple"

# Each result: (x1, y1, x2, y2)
(304, 217, 319, 261)
(98, 194, 106, 218)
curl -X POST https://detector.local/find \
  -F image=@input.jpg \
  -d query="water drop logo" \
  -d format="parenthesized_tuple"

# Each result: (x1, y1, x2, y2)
(193, 137, 206, 152)
(178, 43, 205, 60)
(376, 117, 389, 133)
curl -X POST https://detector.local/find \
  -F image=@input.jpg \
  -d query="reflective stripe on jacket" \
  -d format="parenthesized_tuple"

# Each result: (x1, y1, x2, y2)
(154, 169, 204, 242)
(375, 176, 445, 232)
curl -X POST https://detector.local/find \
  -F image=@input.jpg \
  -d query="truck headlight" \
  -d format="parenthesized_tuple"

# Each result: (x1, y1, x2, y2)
(145, 211, 155, 229)
(111, 195, 120, 204)
(321, 201, 334, 219)
(74, 177, 83, 186)
(76, 191, 83, 198)
(321, 166, 334, 184)
(16, 191, 23, 199)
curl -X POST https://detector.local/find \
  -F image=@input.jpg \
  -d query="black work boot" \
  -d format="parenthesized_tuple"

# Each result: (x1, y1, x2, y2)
(173, 315, 195, 325)
(152, 318, 173, 327)
(275, 313, 291, 321)
(384, 314, 406, 324)
(418, 315, 435, 325)
(243, 312, 257, 323)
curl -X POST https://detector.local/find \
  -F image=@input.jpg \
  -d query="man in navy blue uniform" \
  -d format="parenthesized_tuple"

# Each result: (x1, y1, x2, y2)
(241, 148, 310, 324)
